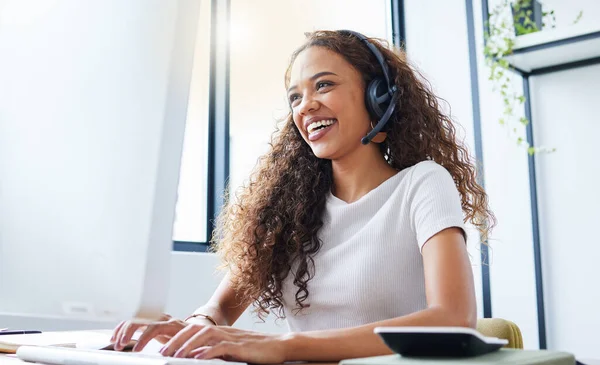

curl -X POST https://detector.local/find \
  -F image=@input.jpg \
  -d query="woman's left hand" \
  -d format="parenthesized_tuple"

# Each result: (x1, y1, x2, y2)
(158, 324, 289, 363)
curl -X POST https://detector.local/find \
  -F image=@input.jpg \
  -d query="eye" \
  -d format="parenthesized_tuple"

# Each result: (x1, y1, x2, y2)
(288, 93, 301, 105)
(317, 81, 333, 90)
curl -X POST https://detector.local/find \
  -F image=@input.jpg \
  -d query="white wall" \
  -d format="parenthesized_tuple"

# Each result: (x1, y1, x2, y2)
(530, 64, 600, 359)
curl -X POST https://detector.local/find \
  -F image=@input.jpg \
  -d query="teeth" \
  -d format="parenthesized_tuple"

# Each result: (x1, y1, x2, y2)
(307, 119, 336, 134)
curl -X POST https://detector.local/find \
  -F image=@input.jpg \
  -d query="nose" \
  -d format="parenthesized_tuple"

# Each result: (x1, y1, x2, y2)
(297, 95, 320, 116)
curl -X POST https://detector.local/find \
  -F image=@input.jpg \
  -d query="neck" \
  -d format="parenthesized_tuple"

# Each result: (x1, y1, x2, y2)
(331, 144, 397, 203)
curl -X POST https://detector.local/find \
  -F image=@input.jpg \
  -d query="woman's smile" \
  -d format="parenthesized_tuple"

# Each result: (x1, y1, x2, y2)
(308, 119, 338, 141)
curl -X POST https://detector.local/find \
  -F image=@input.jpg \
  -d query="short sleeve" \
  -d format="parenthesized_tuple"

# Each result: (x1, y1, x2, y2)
(407, 161, 466, 252)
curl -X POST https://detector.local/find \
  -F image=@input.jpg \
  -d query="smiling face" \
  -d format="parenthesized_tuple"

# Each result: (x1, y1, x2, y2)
(287, 46, 373, 159)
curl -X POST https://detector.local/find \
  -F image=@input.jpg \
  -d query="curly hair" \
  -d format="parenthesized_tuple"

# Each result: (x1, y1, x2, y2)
(212, 30, 495, 320)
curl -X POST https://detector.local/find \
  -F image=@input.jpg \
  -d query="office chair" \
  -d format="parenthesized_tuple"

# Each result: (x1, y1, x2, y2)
(477, 318, 524, 349)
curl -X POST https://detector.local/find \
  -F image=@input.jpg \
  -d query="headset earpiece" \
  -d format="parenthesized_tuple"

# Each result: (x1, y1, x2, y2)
(365, 77, 392, 121)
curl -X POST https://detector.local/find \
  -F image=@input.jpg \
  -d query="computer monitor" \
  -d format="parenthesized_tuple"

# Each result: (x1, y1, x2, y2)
(0, 0, 200, 324)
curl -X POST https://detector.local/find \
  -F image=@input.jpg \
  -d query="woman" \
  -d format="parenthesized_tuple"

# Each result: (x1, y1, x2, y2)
(111, 30, 494, 363)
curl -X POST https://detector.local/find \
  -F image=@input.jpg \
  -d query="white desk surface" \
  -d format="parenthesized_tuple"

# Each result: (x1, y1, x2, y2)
(0, 329, 113, 364)
(1, 331, 598, 364)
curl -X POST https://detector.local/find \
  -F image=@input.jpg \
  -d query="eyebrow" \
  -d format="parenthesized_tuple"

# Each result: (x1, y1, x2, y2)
(287, 71, 338, 94)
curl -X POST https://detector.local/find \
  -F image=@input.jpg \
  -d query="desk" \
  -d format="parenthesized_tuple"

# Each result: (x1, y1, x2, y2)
(0, 351, 336, 365)
(0, 331, 593, 365)
(1, 353, 24, 364)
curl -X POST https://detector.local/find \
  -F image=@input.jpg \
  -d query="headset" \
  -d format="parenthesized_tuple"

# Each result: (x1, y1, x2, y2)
(338, 30, 400, 145)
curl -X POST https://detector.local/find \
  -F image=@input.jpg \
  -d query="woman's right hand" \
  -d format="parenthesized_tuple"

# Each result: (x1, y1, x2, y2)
(110, 314, 213, 352)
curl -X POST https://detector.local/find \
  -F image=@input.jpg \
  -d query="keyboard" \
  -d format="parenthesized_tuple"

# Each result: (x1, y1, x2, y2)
(16, 345, 248, 365)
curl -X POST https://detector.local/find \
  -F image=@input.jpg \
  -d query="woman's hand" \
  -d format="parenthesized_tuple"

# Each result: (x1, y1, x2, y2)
(159, 325, 288, 364)
(111, 314, 199, 351)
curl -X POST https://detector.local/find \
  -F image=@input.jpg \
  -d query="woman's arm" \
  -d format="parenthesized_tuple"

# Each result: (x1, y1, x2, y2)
(158, 227, 476, 363)
(282, 227, 476, 362)
(189, 271, 251, 326)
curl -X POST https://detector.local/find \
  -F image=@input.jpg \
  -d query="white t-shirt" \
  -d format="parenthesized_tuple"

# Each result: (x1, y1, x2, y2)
(281, 160, 466, 332)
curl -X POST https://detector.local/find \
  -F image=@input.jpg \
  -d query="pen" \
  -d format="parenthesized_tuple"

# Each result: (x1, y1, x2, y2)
(0, 330, 42, 336)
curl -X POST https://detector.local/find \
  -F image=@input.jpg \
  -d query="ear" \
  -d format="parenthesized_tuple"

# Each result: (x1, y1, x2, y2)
(371, 132, 387, 143)
(368, 121, 387, 143)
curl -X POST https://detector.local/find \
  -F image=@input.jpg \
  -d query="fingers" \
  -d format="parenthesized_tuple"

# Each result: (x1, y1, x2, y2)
(132, 320, 185, 352)
(193, 341, 240, 361)
(131, 322, 166, 352)
(110, 321, 126, 343)
(113, 320, 145, 351)
(188, 347, 210, 359)
(165, 325, 229, 358)
(160, 324, 208, 357)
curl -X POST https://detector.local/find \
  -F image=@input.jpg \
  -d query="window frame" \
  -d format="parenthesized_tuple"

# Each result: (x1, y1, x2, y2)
(173, 0, 230, 252)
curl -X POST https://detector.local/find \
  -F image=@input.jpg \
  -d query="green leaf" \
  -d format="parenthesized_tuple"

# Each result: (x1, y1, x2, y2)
(573, 10, 583, 24)
(519, 117, 529, 125)
(528, 147, 536, 155)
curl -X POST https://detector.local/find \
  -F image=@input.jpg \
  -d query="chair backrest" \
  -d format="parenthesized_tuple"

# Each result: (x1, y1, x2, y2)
(477, 318, 524, 349)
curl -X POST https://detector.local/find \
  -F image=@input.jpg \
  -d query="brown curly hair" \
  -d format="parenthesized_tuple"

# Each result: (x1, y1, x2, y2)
(212, 30, 495, 320)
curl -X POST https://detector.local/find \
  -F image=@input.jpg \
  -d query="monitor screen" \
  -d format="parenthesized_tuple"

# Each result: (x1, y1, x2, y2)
(0, 0, 200, 324)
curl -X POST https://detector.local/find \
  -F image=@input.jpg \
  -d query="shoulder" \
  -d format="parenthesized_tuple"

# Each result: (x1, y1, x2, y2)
(403, 161, 465, 249)
(405, 160, 455, 187)
(402, 160, 461, 209)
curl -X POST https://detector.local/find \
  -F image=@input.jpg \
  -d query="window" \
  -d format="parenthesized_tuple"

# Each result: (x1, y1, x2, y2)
(172, 0, 211, 244)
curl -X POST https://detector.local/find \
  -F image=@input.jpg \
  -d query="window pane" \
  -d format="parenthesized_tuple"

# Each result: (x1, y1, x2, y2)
(172, 0, 211, 243)
(229, 0, 391, 194)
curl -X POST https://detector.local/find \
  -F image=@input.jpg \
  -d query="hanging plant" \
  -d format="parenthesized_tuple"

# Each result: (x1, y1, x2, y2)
(483, 0, 582, 155)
